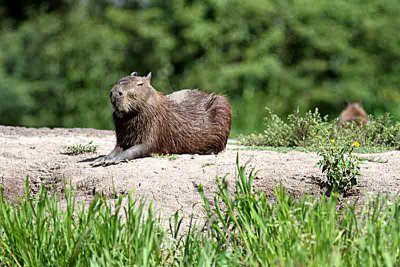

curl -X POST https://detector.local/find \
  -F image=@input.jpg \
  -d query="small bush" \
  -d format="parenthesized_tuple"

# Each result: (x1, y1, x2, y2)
(62, 141, 97, 155)
(286, 108, 331, 146)
(238, 108, 331, 147)
(238, 108, 400, 150)
(317, 140, 361, 194)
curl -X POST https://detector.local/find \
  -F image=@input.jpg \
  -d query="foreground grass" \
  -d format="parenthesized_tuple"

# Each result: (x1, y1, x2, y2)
(0, 166, 400, 266)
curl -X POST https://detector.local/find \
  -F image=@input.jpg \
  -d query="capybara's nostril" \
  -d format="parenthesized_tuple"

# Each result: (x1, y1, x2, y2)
(111, 90, 123, 98)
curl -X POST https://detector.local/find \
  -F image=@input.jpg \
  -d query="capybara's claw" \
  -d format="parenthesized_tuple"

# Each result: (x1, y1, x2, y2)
(90, 156, 106, 167)
(101, 160, 113, 166)
(101, 158, 119, 166)
(90, 162, 103, 167)
(101, 155, 129, 166)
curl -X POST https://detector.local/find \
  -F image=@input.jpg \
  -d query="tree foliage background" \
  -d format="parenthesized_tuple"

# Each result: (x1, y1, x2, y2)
(1, 0, 400, 135)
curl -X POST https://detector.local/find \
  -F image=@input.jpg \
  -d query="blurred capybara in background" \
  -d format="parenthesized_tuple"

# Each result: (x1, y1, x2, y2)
(337, 102, 368, 126)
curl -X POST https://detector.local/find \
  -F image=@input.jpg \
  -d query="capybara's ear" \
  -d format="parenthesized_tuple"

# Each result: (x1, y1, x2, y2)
(146, 72, 152, 81)
(359, 100, 363, 107)
(130, 71, 137, 76)
(343, 100, 349, 107)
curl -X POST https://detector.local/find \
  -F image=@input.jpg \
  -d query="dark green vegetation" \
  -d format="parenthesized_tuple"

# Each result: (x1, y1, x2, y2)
(1, 1, 400, 135)
(239, 108, 400, 150)
(1, 165, 400, 266)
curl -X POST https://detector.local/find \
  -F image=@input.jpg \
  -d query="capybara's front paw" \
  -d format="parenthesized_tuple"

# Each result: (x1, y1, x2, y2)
(91, 154, 128, 167)
(103, 154, 129, 166)
(90, 155, 107, 167)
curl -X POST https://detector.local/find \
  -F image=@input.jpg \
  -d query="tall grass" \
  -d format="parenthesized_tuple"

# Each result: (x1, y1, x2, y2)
(0, 183, 164, 266)
(0, 165, 399, 266)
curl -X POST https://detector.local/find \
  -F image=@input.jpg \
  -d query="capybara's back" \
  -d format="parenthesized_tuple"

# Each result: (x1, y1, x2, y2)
(338, 102, 368, 126)
(165, 89, 231, 154)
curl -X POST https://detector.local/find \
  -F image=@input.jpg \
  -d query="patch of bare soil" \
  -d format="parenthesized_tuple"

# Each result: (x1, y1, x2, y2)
(1, 125, 399, 220)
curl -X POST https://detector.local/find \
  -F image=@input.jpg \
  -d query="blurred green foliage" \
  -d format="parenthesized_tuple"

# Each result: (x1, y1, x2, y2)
(1, 0, 400, 135)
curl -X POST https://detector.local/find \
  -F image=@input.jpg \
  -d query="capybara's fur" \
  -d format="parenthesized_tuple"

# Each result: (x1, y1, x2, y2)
(92, 72, 231, 165)
(337, 102, 368, 126)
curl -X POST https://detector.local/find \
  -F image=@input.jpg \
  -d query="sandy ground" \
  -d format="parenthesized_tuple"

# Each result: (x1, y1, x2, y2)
(1, 125, 400, 220)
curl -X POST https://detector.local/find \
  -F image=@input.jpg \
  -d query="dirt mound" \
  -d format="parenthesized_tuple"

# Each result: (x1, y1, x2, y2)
(1, 125, 399, 219)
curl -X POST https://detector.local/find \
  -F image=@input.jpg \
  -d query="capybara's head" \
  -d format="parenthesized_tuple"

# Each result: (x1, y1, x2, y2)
(110, 72, 155, 115)
(343, 102, 365, 116)
(338, 101, 368, 126)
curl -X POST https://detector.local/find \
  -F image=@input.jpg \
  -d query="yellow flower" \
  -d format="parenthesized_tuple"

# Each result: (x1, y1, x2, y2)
(330, 139, 336, 144)
(352, 141, 361, 148)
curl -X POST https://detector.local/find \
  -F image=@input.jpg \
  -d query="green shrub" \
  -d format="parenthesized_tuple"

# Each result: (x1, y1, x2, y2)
(238, 107, 331, 147)
(259, 107, 294, 147)
(317, 140, 361, 194)
(333, 113, 400, 149)
(286, 108, 331, 146)
(365, 114, 400, 148)
(239, 108, 400, 150)
(62, 141, 97, 155)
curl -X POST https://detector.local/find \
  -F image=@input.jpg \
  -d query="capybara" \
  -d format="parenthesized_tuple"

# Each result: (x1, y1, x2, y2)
(337, 102, 368, 126)
(91, 72, 232, 166)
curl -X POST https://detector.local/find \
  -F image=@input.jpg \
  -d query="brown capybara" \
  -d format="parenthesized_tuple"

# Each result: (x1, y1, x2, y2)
(337, 102, 368, 127)
(91, 72, 232, 166)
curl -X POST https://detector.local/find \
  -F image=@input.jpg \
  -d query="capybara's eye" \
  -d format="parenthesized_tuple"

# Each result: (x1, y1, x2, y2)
(137, 82, 144, 87)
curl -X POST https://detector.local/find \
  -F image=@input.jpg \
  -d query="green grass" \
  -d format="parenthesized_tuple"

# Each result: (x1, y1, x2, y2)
(61, 141, 98, 155)
(152, 154, 178, 161)
(201, 162, 216, 167)
(1, 164, 400, 266)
